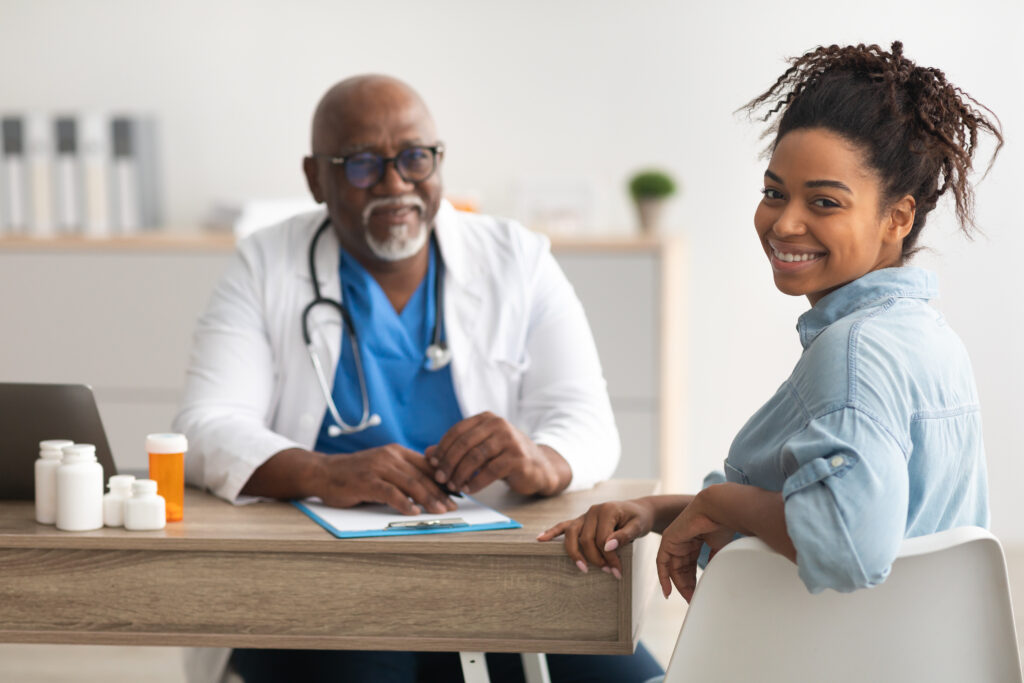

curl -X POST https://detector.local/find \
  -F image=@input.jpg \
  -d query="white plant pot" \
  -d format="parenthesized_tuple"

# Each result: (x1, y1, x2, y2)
(635, 197, 667, 234)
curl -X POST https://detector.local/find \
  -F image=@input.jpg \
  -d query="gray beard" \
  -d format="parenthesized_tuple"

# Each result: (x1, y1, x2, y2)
(365, 221, 429, 261)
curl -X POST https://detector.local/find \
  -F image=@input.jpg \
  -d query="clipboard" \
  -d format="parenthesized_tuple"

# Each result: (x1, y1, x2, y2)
(293, 495, 522, 538)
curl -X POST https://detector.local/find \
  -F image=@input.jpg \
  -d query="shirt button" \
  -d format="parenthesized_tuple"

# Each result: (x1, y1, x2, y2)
(830, 455, 845, 468)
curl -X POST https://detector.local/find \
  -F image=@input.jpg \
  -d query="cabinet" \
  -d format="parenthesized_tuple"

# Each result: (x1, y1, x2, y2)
(0, 234, 685, 489)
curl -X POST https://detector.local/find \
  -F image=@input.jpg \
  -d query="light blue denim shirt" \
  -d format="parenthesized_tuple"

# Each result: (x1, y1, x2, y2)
(714, 266, 989, 593)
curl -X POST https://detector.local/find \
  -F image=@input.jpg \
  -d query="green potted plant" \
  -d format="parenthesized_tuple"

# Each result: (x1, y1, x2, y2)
(628, 169, 678, 234)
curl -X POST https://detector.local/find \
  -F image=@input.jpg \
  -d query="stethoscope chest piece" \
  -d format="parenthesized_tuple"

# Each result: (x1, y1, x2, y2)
(425, 343, 453, 371)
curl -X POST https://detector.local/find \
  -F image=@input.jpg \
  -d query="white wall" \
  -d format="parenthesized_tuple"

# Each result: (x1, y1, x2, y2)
(2, 0, 1022, 539)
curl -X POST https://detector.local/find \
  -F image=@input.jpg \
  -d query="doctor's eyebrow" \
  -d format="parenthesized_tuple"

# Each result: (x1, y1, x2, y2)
(764, 170, 853, 194)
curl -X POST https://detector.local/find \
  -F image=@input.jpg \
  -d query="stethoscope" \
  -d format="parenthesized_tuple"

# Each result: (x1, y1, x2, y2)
(302, 217, 453, 437)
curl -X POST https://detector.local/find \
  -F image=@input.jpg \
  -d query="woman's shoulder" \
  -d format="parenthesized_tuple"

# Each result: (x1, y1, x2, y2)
(796, 296, 976, 418)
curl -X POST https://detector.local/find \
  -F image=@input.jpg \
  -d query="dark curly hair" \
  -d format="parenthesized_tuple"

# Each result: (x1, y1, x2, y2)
(744, 41, 1003, 258)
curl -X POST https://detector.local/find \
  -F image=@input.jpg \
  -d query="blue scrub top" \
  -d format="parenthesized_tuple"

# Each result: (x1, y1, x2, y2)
(314, 240, 464, 455)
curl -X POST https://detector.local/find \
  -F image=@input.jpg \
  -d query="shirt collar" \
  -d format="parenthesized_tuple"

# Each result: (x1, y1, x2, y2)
(796, 267, 939, 349)
(432, 199, 471, 287)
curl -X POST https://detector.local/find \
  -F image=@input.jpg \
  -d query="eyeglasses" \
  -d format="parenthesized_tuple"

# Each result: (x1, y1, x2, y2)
(313, 144, 444, 189)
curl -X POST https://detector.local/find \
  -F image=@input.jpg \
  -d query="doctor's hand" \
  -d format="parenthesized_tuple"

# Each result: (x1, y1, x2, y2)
(656, 490, 736, 602)
(317, 445, 459, 516)
(427, 412, 571, 496)
(536, 498, 657, 579)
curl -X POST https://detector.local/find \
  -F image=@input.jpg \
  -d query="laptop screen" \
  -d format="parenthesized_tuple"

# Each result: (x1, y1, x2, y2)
(0, 383, 118, 500)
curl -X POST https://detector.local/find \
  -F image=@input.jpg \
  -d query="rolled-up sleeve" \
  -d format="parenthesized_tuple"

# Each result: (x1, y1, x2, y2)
(781, 406, 909, 593)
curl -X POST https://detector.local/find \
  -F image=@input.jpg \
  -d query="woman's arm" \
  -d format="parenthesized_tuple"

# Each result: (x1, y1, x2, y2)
(656, 483, 795, 601)
(694, 483, 796, 561)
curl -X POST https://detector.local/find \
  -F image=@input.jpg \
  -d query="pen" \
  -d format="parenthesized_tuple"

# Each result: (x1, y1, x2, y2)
(439, 482, 463, 499)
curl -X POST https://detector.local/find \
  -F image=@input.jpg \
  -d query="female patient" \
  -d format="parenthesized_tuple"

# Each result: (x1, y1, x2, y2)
(540, 41, 1002, 600)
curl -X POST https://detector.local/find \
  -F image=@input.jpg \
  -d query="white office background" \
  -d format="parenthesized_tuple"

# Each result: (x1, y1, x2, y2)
(2, 0, 1023, 541)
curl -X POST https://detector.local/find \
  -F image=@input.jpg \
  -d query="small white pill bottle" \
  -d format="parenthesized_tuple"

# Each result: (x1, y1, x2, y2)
(124, 479, 166, 531)
(56, 443, 104, 532)
(35, 439, 74, 524)
(103, 474, 136, 527)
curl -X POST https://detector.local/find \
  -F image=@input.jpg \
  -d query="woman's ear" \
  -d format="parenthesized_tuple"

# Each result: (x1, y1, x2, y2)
(885, 194, 916, 244)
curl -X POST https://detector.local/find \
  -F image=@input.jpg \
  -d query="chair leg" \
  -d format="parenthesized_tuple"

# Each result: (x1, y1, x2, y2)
(521, 653, 552, 683)
(459, 651, 491, 683)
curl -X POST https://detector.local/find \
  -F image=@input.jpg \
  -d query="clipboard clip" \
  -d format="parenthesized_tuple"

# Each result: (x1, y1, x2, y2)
(386, 517, 469, 531)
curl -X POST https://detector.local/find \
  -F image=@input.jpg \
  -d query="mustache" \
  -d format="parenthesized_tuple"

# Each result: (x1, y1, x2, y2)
(362, 195, 426, 225)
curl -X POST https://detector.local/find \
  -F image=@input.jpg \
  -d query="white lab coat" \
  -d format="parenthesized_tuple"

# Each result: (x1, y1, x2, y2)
(172, 200, 620, 503)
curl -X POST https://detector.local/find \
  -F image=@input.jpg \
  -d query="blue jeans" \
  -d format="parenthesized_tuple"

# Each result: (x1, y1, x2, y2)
(229, 644, 664, 682)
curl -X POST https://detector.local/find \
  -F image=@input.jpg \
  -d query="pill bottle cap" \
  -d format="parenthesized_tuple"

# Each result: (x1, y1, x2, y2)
(40, 439, 74, 455)
(132, 479, 159, 495)
(61, 443, 97, 463)
(107, 474, 136, 493)
(146, 433, 188, 454)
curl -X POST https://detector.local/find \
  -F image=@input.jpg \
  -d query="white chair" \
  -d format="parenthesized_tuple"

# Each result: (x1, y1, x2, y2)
(662, 526, 1022, 683)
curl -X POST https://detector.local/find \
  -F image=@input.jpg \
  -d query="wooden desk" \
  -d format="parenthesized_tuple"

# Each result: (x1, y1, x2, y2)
(0, 480, 658, 660)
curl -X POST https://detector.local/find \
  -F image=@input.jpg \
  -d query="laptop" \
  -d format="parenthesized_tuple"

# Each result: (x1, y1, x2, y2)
(0, 383, 118, 500)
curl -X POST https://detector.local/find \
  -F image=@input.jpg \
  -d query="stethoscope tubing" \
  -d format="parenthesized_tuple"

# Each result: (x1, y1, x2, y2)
(303, 217, 450, 436)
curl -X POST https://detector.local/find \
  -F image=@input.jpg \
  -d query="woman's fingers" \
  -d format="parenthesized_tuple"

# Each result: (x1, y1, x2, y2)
(578, 506, 607, 569)
(537, 519, 572, 541)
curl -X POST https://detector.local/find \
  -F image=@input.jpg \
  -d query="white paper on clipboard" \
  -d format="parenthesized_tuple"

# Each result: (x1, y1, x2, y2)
(293, 495, 521, 538)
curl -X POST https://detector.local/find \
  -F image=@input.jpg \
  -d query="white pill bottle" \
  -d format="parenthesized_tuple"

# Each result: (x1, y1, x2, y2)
(103, 474, 136, 527)
(35, 439, 74, 524)
(56, 444, 104, 531)
(124, 479, 166, 531)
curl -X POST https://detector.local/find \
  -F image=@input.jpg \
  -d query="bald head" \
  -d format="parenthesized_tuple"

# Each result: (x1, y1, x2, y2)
(311, 75, 436, 154)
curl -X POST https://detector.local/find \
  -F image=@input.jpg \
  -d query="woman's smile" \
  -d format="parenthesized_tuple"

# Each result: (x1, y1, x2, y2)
(768, 240, 828, 271)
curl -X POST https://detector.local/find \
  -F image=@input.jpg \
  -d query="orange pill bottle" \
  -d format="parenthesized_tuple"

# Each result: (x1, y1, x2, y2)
(146, 433, 187, 522)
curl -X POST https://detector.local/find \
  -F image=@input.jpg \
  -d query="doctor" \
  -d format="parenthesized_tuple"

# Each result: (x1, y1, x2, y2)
(173, 75, 662, 682)
(174, 74, 619, 511)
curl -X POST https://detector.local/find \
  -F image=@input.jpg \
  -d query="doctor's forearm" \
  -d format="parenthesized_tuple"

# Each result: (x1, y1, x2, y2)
(240, 448, 326, 500)
(536, 445, 573, 496)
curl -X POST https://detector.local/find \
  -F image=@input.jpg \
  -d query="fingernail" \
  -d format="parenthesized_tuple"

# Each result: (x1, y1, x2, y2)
(461, 486, 470, 494)
(428, 457, 438, 466)
(604, 538, 619, 552)
(434, 471, 447, 483)
(601, 566, 611, 574)
(611, 568, 622, 580)
(575, 560, 588, 574)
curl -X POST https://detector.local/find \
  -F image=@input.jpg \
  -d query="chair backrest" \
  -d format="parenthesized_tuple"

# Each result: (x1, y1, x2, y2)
(663, 526, 1022, 683)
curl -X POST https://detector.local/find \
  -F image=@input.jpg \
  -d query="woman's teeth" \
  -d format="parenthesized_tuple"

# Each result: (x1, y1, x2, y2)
(773, 249, 822, 263)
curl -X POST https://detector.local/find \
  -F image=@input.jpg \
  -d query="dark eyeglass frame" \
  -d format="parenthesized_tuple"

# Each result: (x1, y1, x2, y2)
(312, 144, 445, 189)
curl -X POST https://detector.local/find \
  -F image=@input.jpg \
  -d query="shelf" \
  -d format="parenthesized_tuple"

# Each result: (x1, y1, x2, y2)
(0, 231, 677, 253)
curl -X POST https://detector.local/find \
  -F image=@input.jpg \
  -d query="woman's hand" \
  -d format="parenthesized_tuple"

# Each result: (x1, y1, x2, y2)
(656, 490, 737, 602)
(537, 499, 657, 578)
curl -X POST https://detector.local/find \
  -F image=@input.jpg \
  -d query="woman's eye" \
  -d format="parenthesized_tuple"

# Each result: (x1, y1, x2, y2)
(812, 197, 841, 208)
(761, 187, 783, 200)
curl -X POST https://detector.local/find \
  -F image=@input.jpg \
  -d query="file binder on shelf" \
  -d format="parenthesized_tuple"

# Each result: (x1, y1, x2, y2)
(1, 117, 28, 234)
(111, 115, 161, 233)
(25, 114, 54, 237)
(54, 116, 82, 235)
(294, 496, 522, 538)
(80, 113, 111, 237)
